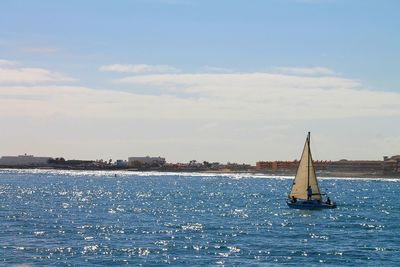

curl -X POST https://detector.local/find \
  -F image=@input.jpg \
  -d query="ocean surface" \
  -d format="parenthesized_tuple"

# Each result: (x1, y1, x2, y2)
(0, 169, 399, 266)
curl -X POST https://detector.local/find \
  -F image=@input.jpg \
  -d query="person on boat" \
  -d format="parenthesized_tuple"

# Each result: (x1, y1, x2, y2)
(291, 196, 297, 203)
(307, 186, 312, 201)
(326, 197, 331, 205)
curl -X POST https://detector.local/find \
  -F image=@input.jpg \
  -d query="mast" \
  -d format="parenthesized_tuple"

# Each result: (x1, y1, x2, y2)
(307, 132, 310, 188)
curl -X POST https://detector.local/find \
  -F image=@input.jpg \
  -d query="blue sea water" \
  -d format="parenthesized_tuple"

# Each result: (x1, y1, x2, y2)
(0, 169, 399, 266)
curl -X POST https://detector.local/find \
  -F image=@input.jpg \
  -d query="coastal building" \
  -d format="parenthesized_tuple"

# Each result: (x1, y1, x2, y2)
(256, 160, 298, 171)
(256, 159, 383, 173)
(325, 160, 382, 172)
(383, 155, 400, 173)
(128, 156, 166, 168)
(0, 154, 51, 166)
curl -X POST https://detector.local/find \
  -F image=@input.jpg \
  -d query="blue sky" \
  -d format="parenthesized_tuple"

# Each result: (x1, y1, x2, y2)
(2, 0, 399, 89)
(0, 0, 399, 162)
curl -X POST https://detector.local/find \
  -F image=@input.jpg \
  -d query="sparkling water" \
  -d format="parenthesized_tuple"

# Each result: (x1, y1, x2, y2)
(0, 169, 399, 266)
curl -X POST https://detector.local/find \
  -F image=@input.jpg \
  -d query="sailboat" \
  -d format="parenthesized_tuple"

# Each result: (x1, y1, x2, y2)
(287, 132, 337, 209)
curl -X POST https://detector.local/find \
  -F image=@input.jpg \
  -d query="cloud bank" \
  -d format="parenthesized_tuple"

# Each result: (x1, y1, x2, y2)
(1, 64, 399, 121)
(113, 71, 400, 120)
(0, 59, 18, 66)
(273, 66, 336, 76)
(0, 60, 75, 83)
(1, 61, 399, 162)
(99, 64, 180, 74)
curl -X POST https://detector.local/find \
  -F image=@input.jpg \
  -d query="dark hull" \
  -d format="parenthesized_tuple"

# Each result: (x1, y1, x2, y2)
(287, 199, 337, 210)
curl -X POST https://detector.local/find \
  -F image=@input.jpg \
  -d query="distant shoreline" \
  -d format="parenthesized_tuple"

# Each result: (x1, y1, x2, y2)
(0, 166, 399, 179)
(208, 170, 400, 179)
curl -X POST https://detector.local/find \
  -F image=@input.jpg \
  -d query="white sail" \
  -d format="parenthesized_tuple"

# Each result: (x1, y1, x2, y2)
(289, 133, 321, 200)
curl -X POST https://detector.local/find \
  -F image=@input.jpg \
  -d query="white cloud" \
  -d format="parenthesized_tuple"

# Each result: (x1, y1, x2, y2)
(273, 66, 336, 76)
(114, 72, 400, 120)
(0, 67, 75, 83)
(99, 64, 180, 74)
(0, 85, 200, 119)
(1, 71, 398, 121)
(200, 66, 234, 73)
(20, 47, 59, 54)
(0, 59, 18, 66)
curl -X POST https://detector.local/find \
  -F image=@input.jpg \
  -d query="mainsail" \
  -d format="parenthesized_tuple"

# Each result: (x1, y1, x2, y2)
(289, 133, 321, 200)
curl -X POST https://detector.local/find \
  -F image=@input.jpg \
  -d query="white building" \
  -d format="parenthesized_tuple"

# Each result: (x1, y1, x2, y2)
(128, 156, 166, 167)
(0, 154, 52, 166)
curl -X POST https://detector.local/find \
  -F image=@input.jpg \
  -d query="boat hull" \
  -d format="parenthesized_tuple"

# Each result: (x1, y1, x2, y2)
(286, 199, 337, 210)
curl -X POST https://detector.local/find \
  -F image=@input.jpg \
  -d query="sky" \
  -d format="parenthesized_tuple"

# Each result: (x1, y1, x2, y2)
(0, 0, 399, 163)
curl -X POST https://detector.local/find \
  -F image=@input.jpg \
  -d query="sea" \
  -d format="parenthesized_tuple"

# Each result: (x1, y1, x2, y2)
(0, 169, 399, 266)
